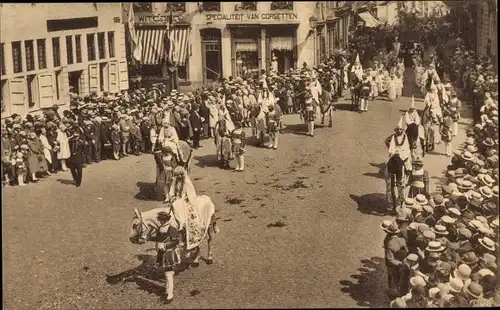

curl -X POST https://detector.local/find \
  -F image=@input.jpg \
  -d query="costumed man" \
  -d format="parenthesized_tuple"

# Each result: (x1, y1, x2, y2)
(404, 96, 426, 160)
(404, 96, 422, 129)
(407, 158, 429, 199)
(320, 82, 334, 127)
(360, 72, 372, 112)
(351, 53, 364, 82)
(304, 91, 316, 137)
(309, 73, 323, 120)
(266, 99, 281, 149)
(387, 119, 413, 174)
(256, 86, 274, 147)
(231, 120, 246, 171)
(421, 61, 440, 93)
(424, 83, 443, 151)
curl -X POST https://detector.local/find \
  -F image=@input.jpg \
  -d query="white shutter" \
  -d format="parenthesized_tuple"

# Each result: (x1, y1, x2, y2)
(88, 63, 99, 93)
(9, 78, 25, 106)
(118, 59, 129, 91)
(38, 73, 55, 108)
(109, 61, 118, 93)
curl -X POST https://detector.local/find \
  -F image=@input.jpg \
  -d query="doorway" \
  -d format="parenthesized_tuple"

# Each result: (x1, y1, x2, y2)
(99, 62, 109, 92)
(68, 70, 83, 95)
(202, 41, 222, 84)
(271, 49, 294, 74)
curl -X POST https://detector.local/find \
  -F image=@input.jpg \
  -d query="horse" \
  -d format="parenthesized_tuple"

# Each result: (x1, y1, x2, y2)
(406, 123, 426, 161)
(129, 197, 220, 268)
(214, 119, 233, 168)
(384, 153, 407, 212)
(348, 72, 362, 111)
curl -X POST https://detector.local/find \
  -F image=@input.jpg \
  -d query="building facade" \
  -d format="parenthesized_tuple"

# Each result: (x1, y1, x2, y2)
(477, 0, 497, 65)
(0, 3, 128, 118)
(399, 1, 449, 18)
(131, 1, 345, 89)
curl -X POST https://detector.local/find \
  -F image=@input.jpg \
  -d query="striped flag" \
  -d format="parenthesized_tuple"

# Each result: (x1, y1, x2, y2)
(127, 3, 142, 61)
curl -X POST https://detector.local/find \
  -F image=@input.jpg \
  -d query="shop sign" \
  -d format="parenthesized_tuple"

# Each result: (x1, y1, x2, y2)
(205, 12, 298, 23)
(135, 13, 172, 25)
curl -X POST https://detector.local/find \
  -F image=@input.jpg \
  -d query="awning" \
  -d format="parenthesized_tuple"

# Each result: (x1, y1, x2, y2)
(270, 36, 294, 51)
(136, 26, 191, 66)
(235, 41, 258, 52)
(358, 11, 381, 28)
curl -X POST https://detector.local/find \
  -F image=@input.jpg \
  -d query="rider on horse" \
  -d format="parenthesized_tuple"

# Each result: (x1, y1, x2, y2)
(403, 96, 422, 129)
(387, 119, 413, 174)
(351, 53, 363, 82)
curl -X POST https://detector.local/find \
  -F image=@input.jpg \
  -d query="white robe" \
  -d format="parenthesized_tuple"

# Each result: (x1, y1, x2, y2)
(388, 133, 411, 161)
(404, 111, 421, 128)
(351, 64, 363, 81)
(39, 134, 52, 164)
(218, 110, 235, 133)
(56, 129, 70, 160)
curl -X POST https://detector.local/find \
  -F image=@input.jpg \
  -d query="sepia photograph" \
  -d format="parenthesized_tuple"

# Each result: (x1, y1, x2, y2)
(1, 1, 498, 308)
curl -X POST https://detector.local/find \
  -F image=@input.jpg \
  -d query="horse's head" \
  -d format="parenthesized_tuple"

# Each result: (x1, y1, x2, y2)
(129, 208, 148, 244)
(406, 123, 420, 147)
(387, 153, 404, 178)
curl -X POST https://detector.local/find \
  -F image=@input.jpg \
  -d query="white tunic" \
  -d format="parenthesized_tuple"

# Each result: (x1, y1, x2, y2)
(388, 133, 411, 161)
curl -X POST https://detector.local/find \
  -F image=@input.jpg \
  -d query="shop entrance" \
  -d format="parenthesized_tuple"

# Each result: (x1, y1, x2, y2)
(201, 28, 222, 85)
(68, 70, 83, 95)
(271, 49, 294, 74)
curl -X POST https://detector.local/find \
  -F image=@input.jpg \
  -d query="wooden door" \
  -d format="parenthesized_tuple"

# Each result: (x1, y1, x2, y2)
(10, 78, 25, 106)
(38, 73, 55, 108)
(119, 59, 129, 91)
(108, 61, 118, 93)
(88, 63, 99, 93)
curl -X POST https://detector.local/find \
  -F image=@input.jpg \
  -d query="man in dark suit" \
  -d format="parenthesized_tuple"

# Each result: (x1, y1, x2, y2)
(189, 103, 203, 148)
(199, 95, 210, 139)
(68, 128, 86, 187)
(100, 117, 112, 160)
(92, 117, 102, 162)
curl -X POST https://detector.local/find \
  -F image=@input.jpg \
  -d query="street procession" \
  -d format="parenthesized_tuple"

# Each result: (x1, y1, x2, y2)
(1, 1, 499, 308)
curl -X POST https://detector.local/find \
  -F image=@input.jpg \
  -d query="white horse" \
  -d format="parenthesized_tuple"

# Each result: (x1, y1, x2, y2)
(129, 196, 220, 266)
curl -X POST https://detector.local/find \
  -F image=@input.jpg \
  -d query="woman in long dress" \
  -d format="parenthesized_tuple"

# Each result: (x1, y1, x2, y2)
(56, 123, 70, 171)
(37, 127, 53, 175)
(387, 74, 397, 101)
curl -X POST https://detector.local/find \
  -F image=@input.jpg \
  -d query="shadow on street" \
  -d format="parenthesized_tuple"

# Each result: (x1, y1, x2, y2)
(283, 123, 309, 136)
(193, 154, 220, 168)
(334, 103, 355, 111)
(363, 162, 386, 180)
(135, 181, 161, 201)
(339, 256, 390, 308)
(57, 178, 75, 185)
(349, 193, 388, 216)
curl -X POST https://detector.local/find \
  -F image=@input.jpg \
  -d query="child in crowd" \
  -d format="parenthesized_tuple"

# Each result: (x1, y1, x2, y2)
(395, 72, 404, 99)
(111, 124, 121, 160)
(388, 74, 397, 101)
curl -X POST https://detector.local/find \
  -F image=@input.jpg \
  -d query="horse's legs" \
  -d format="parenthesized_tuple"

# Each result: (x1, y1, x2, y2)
(329, 109, 333, 127)
(163, 181, 171, 202)
(192, 246, 201, 265)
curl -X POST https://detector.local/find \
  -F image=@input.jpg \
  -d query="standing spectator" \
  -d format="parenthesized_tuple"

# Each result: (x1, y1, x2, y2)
(110, 124, 121, 160)
(189, 103, 202, 149)
(37, 127, 53, 176)
(119, 114, 130, 156)
(382, 220, 408, 290)
(67, 129, 86, 187)
(92, 116, 102, 163)
(55, 123, 70, 172)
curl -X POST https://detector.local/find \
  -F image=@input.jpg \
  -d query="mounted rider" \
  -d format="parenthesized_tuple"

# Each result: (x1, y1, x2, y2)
(403, 95, 422, 130)
(386, 119, 413, 174)
(351, 53, 364, 82)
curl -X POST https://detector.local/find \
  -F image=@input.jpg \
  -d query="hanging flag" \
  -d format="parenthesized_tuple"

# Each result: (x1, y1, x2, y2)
(127, 3, 142, 61)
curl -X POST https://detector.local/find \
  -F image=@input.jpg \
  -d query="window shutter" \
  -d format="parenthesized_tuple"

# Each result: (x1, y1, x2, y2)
(9, 78, 25, 106)
(109, 61, 118, 93)
(88, 63, 99, 93)
(38, 73, 55, 108)
(118, 59, 129, 90)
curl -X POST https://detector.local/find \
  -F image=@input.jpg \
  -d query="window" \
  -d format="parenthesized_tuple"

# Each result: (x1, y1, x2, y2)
(236, 2, 257, 11)
(99, 63, 108, 92)
(98, 32, 106, 59)
(107, 32, 115, 58)
(87, 33, 96, 61)
(270, 1, 293, 10)
(1, 80, 7, 113)
(370, 7, 378, 19)
(75, 35, 82, 63)
(37, 39, 47, 69)
(25, 40, 35, 71)
(166, 2, 186, 12)
(12, 41, 23, 73)
(66, 35, 74, 65)
(52, 38, 61, 67)
(202, 2, 220, 11)
(178, 59, 189, 81)
(1, 43, 5, 75)
(133, 2, 152, 13)
(27, 74, 38, 108)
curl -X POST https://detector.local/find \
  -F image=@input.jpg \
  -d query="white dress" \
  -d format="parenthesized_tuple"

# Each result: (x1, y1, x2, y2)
(39, 134, 52, 164)
(56, 129, 70, 160)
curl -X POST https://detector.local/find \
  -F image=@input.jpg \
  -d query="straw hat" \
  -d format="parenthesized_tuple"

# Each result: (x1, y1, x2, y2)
(477, 174, 494, 187)
(477, 269, 495, 277)
(447, 207, 461, 218)
(426, 241, 446, 252)
(415, 194, 428, 206)
(463, 282, 484, 299)
(451, 264, 472, 282)
(431, 225, 449, 236)
(478, 237, 496, 252)
(462, 151, 474, 161)
(440, 215, 456, 225)
(403, 198, 415, 209)
(447, 278, 464, 293)
(410, 275, 426, 287)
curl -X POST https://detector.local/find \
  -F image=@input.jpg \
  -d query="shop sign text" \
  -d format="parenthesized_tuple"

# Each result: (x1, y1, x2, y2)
(205, 12, 298, 22)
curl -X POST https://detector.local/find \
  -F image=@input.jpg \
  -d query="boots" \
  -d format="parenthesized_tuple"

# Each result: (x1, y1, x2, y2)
(239, 155, 244, 171)
(31, 173, 38, 182)
(61, 159, 68, 171)
(259, 132, 265, 147)
(235, 155, 241, 171)
(273, 135, 279, 149)
(164, 270, 175, 303)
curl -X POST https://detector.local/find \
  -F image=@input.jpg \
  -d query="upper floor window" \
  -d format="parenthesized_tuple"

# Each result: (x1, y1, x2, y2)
(52, 38, 61, 67)
(236, 2, 257, 11)
(1, 43, 5, 75)
(166, 2, 186, 12)
(75, 35, 82, 63)
(87, 33, 96, 61)
(108, 32, 115, 58)
(271, 1, 293, 10)
(37, 39, 47, 69)
(133, 2, 152, 13)
(66, 35, 74, 65)
(25, 40, 35, 71)
(202, 2, 220, 12)
(98, 32, 106, 59)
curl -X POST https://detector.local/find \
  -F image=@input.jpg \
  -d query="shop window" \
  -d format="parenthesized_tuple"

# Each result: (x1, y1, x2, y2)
(108, 32, 115, 58)
(25, 40, 35, 71)
(1, 43, 5, 75)
(133, 2, 152, 13)
(55, 70, 62, 100)
(27, 74, 38, 108)
(87, 33, 96, 61)
(37, 39, 47, 69)
(178, 59, 189, 81)
(75, 35, 82, 63)
(98, 32, 106, 59)
(271, 1, 293, 10)
(202, 2, 220, 12)
(52, 38, 61, 67)
(166, 2, 186, 12)
(236, 2, 257, 11)
(66, 35, 74, 65)
(234, 41, 259, 76)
